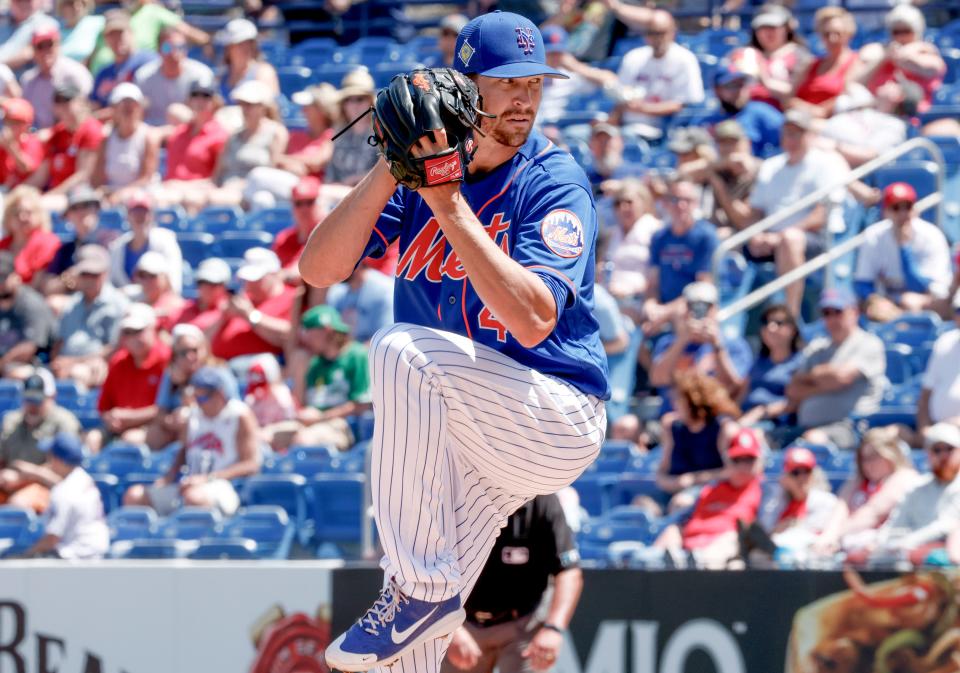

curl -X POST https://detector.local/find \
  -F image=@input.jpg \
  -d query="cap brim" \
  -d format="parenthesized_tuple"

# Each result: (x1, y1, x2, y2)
(291, 91, 312, 106)
(475, 62, 569, 79)
(236, 266, 269, 282)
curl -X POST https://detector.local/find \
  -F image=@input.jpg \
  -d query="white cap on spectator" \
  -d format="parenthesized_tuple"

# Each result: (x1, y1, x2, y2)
(683, 281, 719, 306)
(172, 323, 205, 342)
(885, 4, 925, 35)
(236, 248, 281, 282)
(135, 251, 168, 277)
(218, 18, 258, 46)
(232, 80, 271, 106)
(110, 82, 145, 106)
(195, 258, 232, 285)
(23, 368, 56, 402)
(120, 303, 157, 331)
(925, 423, 960, 450)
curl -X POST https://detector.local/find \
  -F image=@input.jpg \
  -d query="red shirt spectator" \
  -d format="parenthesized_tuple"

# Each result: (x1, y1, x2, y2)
(173, 257, 231, 331)
(0, 186, 61, 283)
(211, 284, 296, 360)
(0, 99, 45, 188)
(165, 118, 228, 181)
(273, 176, 324, 270)
(133, 251, 187, 333)
(98, 305, 172, 413)
(46, 116, 104, 189)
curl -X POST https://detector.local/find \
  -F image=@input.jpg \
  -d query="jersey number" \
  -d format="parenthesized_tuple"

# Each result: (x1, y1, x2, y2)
(479, 307, 508, 343)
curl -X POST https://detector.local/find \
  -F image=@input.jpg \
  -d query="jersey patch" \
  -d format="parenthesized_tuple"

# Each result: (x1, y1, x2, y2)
(540, 209, 585, 259)
(559, 548, 580, 568)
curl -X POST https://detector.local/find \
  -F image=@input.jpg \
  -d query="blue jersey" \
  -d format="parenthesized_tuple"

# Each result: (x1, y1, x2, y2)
(359, 131, 610, 400)
(649, 219, 718, 303)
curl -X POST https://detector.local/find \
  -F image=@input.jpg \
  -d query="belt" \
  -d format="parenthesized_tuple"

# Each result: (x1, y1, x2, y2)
(466, 608, 529, 628)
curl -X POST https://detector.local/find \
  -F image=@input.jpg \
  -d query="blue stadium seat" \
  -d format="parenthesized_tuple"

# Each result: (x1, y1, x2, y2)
(579, 518, 654, 546)
(54, 380, 84, 409)
(158, 507, 223, 540)
(347, 411, 376, 442)
(99, 208, 127, 232)
(875, 312, 942, 348)
(190, 206, 245, 234)
(308, 473, 365, 547)
(246, 207, 293, 236)
(155, 206, 189, 232)
(0, 505, 43, 557)
(884, 344, 914, 386)
(278, 445, 339, 477)
(240, 474, 311, 544)
(312, 63, 359, 86)
(0, 380, 22, 414)
(371, 61, 419, 88)
(612, 473, 668, 509)
(407, 34, 438, 62)
(217, 230, 275, 259)
(113, 539, 192, 559)
(289, 38, 338, 67)
(88, 442, 151, 479)
(277, 65, 313, 98)
(177, 232, 216, 268)
(92, 474, 121, 513)
(188, 538, 259, 560)
(107, 506, 158, 542)
(571, 473, 617, 516)
(221, 506, 295, 559)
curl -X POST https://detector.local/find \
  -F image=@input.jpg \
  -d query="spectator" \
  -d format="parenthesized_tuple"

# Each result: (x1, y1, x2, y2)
(865, 423, 960, 565)
(650, 281, 753, 399)
(813, 426, 920, 557)
(583, 123, 643, 191)
(56, 0, 104, 64)
(642, 178, 719, 333)
(208, 248, 295, 361)
(326, 262, 395, 343)
(0, 63, 21, 99)
(537, 26, 617, 127)
(280, 305, 369, 451)
(0, 0, 58, 70)
(784, 288, 886, 451)
(737, 304, 804, 426)
(425, 14, 469, 68)
(131, 251, 186, 332)
(273, 176, 325, 275)
(788, 7, 858, 119)
(701, 68, 783, 157)
(854, 182, 952, 319)
(0, 252, 56, 378)
(243, 353, 296, 436)
(90, 11, 157, 110)
(605, 178, 661, 308)
(0, 99, 45, 191)
(208, 80, 288, 208)
(95, 302, 171, 447)
(728, 4, 809, 110)
(172, 257, 231, 331)
(0, 369, 79, 512)
(216, 18, 279, 104)
(614, 10, 703, 139)
(666, 126, 716, 211)
(43, 187, 112, 290)
(92, 83, 161, 203)
(756, 446, 838, 561)
(325, 67, 379, 187)
(855, 5, 945, 114)
(107, 190, 183, 293)
(19, 25, 93, 130)
(918, 291, 960, 436)
(654, 427, 763, 568)
(593, 233, 636, 425)
(747, 108, 844, 317)
(50, 244, 129, 387)
(125, 0, 209, 54)
(0, 186, 60, 286)
(134, 26, 214, 127)
(21, 432, 108, 559)
(655, 370, 741, 497)
(123, 365, 259, 516)
(702, 120, 760, 235)
(28, 84, 103, 211)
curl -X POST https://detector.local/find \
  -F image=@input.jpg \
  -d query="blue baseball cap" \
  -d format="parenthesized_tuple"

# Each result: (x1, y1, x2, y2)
(819, 287, 857, 311)
(191, 366, 232, 394)
(39, 433, 85, 467)
(455, 11, 568, 79)
(541, 26, 568, 53)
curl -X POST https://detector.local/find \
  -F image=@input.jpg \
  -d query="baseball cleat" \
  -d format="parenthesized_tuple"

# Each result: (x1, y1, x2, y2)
(325, 578, 465, 672)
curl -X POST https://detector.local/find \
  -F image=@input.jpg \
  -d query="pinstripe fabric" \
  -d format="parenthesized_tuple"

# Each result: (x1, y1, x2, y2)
(366, 323, 605, 673)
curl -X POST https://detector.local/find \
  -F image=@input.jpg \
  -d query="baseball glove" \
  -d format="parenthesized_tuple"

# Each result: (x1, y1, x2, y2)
(368, 67, 491, 190)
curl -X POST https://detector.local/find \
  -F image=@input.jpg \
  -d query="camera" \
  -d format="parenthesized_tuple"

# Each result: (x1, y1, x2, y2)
(689, 301, 710, 320)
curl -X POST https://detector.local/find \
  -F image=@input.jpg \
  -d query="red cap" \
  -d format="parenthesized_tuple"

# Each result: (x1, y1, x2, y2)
(125, 190, 152, 210)
(784, 446, 817, 472)
(728, 427, 761, 459)
(883, 182, 917, 208)
(32, 25, 60, 46)
(2, 98, 34, 125)
(292, 176, 321, 201)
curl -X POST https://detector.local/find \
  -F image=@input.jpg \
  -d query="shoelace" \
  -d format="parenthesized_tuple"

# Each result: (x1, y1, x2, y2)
(360, 580, 410, 636)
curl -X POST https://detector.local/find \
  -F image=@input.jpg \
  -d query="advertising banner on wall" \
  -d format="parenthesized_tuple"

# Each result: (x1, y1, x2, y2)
(333, 567, 960, 673)
(0, 561, 337, 673)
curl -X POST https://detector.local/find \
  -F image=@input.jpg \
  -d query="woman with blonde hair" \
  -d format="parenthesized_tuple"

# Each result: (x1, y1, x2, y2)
(606, 178, 661, 306)
(812, 426, 920, 556)
(788, 7, 859, 118)
(0, 185, 60, 285)
(216, 18, 279, 104)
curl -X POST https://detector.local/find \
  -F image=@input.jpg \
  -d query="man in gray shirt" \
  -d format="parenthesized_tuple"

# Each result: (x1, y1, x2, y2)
(0, 252, 56, 377)
(50, 245, 129, 388)
(134, 27, 213, 126)
(19, 25, 93, 128)
(785, 287, 886, 450)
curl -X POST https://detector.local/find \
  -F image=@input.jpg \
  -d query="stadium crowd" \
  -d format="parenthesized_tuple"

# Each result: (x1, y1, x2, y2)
(0, 0, 959, 565)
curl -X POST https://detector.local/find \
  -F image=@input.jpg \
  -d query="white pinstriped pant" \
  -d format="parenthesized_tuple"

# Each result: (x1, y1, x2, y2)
(367, 323, 606, 673)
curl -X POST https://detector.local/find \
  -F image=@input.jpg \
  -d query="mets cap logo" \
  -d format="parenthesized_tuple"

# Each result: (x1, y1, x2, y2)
(459, 41, 475, 66)
(541, 209, 584, 258)
(516, 27, 535, 55)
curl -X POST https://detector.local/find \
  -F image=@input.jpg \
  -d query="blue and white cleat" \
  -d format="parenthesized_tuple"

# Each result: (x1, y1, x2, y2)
(325, 578, 465, 672)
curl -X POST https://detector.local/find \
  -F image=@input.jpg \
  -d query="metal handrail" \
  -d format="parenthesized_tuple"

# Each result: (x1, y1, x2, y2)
(716, 192, 943, 322)
(710, 137, 946, 286)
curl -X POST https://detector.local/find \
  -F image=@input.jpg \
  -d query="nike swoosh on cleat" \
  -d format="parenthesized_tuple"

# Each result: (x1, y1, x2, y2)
(390, 607, 439, 644)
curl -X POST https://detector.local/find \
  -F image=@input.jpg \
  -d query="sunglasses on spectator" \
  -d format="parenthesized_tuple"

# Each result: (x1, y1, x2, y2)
(128, 206, 150, 215)
(174, 346, 200, 358)
(135, 271, 158, 280)
(196, 279, 225, 287)
(888, 202, 912, 212)
(0, 292, 14, 301)
(763, 317, 790, 327)
(821, 308, 843, 317)
(789, 468, 812, 477)
(645, 30, 667, 37)
(732, 456, 756, 465)
(160, 42, 186, 54)
(929, 443, 957, 456)
(190, 91, 214, 99)
(34, 40, 55, 51)
(293, 199, 315, 208)
(891, 26, 914, 35)
(121, 327, 144, 336)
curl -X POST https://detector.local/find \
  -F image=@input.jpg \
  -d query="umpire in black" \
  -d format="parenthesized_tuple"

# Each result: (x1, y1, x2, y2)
(442, 493, 582, 673)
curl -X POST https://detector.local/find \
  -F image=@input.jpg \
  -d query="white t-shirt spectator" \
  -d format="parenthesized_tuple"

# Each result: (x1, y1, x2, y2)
(538, 71, 597, 126)
(922, 330, 960, 424)
(108, 226, 184, 294)
(134, 59, 215, 127)
(878, 474, 960, 550)
(20, 56, 94, 128)
(0, 13, 58, 65)
(608, 213, 662, 298)
(821, 109, 907, 157)
(45, 467, 110, 559)
(617, 42, 704, 127)
(854, 218, 953, 299)
(750, 148, 846, 232)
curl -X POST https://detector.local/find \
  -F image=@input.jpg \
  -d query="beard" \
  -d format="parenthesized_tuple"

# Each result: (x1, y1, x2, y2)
(483, 110, 535, 148)
(933, 461, 960, 483)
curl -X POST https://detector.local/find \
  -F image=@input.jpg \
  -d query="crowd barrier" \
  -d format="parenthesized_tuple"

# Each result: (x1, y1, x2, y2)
(4, 563, 948, 673)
